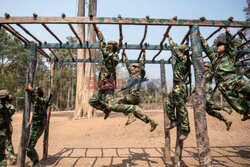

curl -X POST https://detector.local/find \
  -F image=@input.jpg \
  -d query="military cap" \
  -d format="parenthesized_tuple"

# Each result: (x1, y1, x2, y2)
(132, 64, 140, 68)
(204, 62, 211, 67)
(35, 86, 43, 93)
(178, 44, 189, 52)
(216, 41, 226, 47)
(107, 41, 118, 46)
(0, 90, 9, 98)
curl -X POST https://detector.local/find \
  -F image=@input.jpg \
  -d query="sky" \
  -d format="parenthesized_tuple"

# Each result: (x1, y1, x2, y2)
(0, 0, 248, 87)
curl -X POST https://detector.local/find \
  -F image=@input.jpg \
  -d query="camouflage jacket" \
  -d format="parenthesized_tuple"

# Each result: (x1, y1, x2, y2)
(205, 70, 214, 100)
(6, 103, 15, 122)
(124, 53, 146, 97)
(30, 93, 47, 126)
(169, 37, 189, 83)
(0, 103, 10, 132)
(97, 33, 120, 89)
(201, 31, 237, 82)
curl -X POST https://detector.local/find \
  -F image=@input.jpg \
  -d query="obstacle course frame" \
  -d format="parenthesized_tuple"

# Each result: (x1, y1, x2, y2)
(0, 14, 249, 167)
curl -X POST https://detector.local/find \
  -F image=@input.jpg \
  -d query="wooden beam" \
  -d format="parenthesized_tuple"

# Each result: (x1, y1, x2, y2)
(0, 16, 249, 27)
(42, 23, 62, 44)
(152, 26, 172, 61)
(1, 24, 29, 44)
(68, 23, 82, 44)
(48, 48, 59, 60)
(181, 29, 190, 44)
(232, 27, 247, 39)
(16, 24, 42, 44)
(206, 27, 222, 41)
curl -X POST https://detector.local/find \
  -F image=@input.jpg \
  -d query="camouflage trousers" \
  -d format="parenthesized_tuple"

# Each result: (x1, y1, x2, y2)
(165, 83, 190, 134)
(89, 88, 114, 112)
(0, 130, 7, 167)
(5, 124, 16, 160)
(27, 123, 45, 162)
(206, 100, 229, 122)
(118, 94, 153, 124)
(218, 75, 250, 115)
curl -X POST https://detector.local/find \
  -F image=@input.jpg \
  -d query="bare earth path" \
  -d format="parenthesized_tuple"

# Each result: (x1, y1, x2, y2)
(11, 108, 250, 167)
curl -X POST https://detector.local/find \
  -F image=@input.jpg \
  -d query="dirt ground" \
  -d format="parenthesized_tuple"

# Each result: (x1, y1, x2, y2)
(10, 108, 250, 167)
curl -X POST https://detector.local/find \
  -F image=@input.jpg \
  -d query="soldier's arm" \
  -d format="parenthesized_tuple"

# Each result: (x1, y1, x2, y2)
(124, 52, 134, 75)
(9, 104, 15, 117)
(97, 32, 108, 58)
(112, 52, 120, 66)
(139, 50, 146, 77)
(225, 28, 236, 59)
(168, 37, 185, 60)
(200, 34, 216, 60)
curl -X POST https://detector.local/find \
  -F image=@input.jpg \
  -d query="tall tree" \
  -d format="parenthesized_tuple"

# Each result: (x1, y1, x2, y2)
(80, 0, 97, 118)
(75, 0, 97, 118)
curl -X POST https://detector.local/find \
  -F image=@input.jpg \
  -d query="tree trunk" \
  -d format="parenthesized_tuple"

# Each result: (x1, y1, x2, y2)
(83, 0, 97, 118)
(75, 0, 86, 118)
(66, 85, 70, 109)
(75, 0, 97, 119)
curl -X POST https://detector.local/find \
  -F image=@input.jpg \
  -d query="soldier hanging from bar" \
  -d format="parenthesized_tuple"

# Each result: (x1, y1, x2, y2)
(5, 94, 17, 165)
(25, 85, 51, 167)
(165, 33, 191, 140)
(117, 50, 158, 132)
(200, 27, 250, 121)
(0, 90, 12, 167)
(89, 25, 157, 131)
(204, 62, 232, 130)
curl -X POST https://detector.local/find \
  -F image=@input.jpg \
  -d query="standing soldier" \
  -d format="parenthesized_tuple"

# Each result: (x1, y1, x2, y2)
(204, 62, 232, 130)
(200, 27, 250, 121)
(5, 94, 17, 165)
(89, 24, 122, 119)
(118, 50, 158, 131)
(25, 85, 47, 167)
(165, 34, 191, 140)
(0, 90, 11, 167)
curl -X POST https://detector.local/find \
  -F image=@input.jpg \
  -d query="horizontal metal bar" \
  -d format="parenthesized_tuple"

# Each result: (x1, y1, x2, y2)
(0, 16, 249, 27)
(27, 43, 171, 50)
(55, 58, 172, 64)
(24, 43, 250, 53)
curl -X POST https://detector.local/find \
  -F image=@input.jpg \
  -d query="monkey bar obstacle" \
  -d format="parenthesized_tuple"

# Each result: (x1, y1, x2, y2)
(0, 14, 249, 167)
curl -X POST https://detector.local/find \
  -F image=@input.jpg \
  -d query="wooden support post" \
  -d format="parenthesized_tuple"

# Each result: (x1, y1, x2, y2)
(190, 25, 212, 166)
(43, 61, 55, 158)
(17, 43, 37, 167)
(160, 59, 171, 164)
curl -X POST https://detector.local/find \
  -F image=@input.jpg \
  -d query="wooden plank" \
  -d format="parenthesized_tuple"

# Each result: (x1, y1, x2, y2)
(0, 16, 249, 27)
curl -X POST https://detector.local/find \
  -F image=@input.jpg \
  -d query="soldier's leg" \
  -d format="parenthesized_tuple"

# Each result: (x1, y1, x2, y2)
(207, 99, 232, 114)
(0, 134, 7, 167)
(118, 95, 140, 125)
(89, 89, 107, 111)
(174, 84, 190, 140)
(206, 103, 232, 131)
(5, 124, 16, 163)
(235, 77, 250, 100)
(27, 125, 45, 163)
(165, 92, 177, 122)
(219, 82, 249, 119)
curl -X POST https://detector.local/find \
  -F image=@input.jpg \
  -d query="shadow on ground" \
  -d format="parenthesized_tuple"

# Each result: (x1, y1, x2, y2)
(39, 146, 250, 167)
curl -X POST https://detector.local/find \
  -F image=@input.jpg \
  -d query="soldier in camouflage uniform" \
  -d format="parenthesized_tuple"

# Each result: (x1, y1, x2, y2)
(26, 85, 47, 167)
(89, 25, 121, 119)
(165, 34, 191, 140)
(200, 27, 250, 121)
(0, 90, 11, 167)
(204, 62, 232, 130)
(118, 50, 158, 131)
(5, 94, 17, 165)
